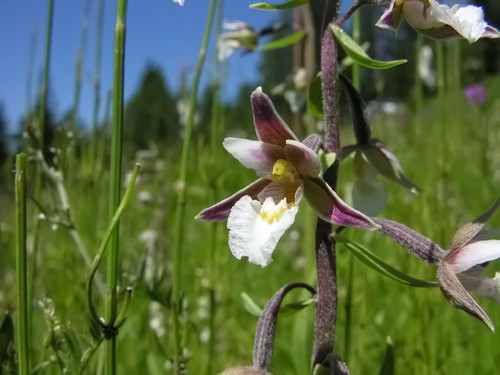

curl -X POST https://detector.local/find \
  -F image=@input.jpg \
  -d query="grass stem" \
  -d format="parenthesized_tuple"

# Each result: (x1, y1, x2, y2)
(171, 0, 217, 372)
(105, 0, 127, 373)
(15, 153, 30, 375)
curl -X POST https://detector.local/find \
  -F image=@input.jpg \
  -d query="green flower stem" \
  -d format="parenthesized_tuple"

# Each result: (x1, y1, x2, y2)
(15, 153, 30, 375)
(33, 149, 105, 294)
(29, 0, 54, 345)
(25, 26, 38, 116)
(351, 11, 360, 89)
(171, 0, 217, 372)
(87, 164, 140, 330)
(105, 0, 127, 373)
(38, 0, 54, 146)
(91, 0, 106, 163)
(72, 0, 91, 130)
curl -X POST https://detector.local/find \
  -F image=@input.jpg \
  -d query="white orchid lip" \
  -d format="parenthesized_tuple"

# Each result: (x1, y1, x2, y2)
(227, 196, 298, 267)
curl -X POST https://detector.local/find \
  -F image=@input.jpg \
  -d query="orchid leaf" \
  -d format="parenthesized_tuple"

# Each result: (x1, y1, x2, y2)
(313, 364, 330, 375)
(0, 313, 14, 366)
(336, 235, 437, 287)
(279, 298, 315, 317)
(250, 0, 309, 10)
(307, 73, 323, 119)
(241, 293, 315, 318)
(330, 24, 407, 69)
(378, 337, 395, 375)
(256, 31, 306, 51)
(319, 150, 336, 172)
(241, 292, 263, 317)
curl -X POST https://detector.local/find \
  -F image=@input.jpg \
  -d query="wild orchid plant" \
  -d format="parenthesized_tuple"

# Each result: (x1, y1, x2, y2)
(195, 0, 500, 373)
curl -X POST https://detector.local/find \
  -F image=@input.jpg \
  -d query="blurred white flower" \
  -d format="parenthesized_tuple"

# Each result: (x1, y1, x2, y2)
(173, 0, 184, 6)
(418, 45, 436, 88)
(217, 20, 257, 61)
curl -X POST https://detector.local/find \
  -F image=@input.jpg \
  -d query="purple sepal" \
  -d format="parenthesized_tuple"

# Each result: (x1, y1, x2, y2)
(196, 178, 270, 221)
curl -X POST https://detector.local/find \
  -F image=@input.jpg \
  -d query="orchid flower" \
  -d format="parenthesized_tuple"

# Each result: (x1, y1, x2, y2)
(376, 0, 500, 43)
(172, 0, 185, 6)
(196, 87, 378, 267)
(217, 20, 258, 61)
(340, 74, 421, 216)
(438, 199, 500, 330)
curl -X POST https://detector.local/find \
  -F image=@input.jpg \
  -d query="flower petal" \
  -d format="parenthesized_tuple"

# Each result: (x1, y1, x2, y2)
(284, 140, 321, 177)
(375, 0, 404, 33)
(403, 0, 499, 43)
(449, 198, 500, 252)
(446, 240, 500, 274)
(303, 177, 378, 230)
(257, 181, 304, 205)
(223, 138, 285, 177)
(196, 178, 270, 221)
(362, 141, 421, 193)
(251, 87, 298, 146)
(340, 144, 357, 160)
(438, 261, 494, 331)
(458, 266, 500, 304)
(227, 196, 298, 267)
(350, 151, 388, 216)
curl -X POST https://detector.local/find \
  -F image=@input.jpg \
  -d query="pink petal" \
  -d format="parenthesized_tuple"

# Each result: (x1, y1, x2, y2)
(251, 87, 297, 146)
(484, 25, 500, 39)
(284, 140, 321, 177)
(446, 240, 500, 274)
(375, 0, 404, 33)
(303, 177, 379, 230)
(195, 178, 271, 221)
(223, 138, 285, 177)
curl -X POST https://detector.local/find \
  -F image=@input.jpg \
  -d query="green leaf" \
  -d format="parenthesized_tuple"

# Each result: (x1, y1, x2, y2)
(241, 292, 263, 317)
(319, 150, 336, 172)
(250, 0, 309, 10)
(313, 364, 330, 375)
(330, 24, 407, 70)
(378, 337, 395, 375)
(256, 31, 306, 51)
(0, 313, 14, 363)
(279, 298, 315, 317)
(307, 73, 323, 119)
(335, 235, 437, 288)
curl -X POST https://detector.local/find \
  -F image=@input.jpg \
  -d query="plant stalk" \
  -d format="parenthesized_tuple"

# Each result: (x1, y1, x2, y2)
(91, 0, 106, 163)
(312, 0, 341, 370)
(16, 153, 30, 375)
(171, 0, 217, 373)
(72, 0, 91, 130)
(105, 0, 127, 373)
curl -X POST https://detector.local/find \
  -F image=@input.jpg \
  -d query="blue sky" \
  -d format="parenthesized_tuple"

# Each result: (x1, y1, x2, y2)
(0, 0, 279, 132)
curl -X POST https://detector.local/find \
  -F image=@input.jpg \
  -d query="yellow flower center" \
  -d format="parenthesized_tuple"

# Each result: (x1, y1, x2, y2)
(259, 201, 288, 224)
(271, 159, 301, 204)
(272, 159, 298, 183)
